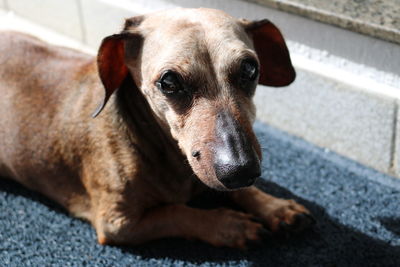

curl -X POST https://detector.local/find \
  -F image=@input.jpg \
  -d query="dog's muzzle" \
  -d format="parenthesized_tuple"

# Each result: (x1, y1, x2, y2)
(213, 111, 261, 189)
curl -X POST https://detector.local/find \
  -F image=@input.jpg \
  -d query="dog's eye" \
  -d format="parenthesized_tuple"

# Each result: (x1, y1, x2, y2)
(239, 59, 258, 85)
(156, 71, 184, 95)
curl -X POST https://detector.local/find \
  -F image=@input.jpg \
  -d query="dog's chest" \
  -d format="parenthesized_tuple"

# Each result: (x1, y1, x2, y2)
(144, 164, 205, 204)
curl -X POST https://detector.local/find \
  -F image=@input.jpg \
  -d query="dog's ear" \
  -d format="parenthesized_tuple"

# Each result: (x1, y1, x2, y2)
(92, 34, 129, 117)
(93, 16, 144, 118)
(241, 19, 295, 87)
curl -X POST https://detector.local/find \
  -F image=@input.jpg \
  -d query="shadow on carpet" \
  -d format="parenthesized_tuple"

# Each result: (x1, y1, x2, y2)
(0, 122, 399, 266)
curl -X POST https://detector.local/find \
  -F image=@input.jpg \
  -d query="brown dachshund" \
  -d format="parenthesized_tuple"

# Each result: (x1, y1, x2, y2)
(0, 8, 314, 249)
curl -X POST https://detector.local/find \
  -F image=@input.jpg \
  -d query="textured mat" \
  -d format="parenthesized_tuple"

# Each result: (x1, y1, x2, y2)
(1, 122, 399, 267)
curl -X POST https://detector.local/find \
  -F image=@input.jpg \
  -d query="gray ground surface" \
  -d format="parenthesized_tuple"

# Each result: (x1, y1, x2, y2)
(0, 121, 399, 266)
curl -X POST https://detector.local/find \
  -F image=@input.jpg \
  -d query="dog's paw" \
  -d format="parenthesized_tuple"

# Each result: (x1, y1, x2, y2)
(260, 199, 315, 235)
(206, 208, 270, 249)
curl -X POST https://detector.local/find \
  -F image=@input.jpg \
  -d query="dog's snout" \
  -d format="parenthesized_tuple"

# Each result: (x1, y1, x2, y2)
(214, 111, 261, 189)
(214, 157, 261, 189)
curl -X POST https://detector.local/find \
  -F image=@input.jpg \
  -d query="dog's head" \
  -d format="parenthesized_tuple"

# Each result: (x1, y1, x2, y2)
(94, 8, 295, 190)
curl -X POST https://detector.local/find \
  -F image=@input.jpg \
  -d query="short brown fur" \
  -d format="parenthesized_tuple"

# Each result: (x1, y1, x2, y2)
(0, 8, 312, 249)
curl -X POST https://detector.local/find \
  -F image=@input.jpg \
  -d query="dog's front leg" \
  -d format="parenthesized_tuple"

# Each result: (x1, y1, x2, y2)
(230, 187, 315, 234)
(95, 203, 269, 249)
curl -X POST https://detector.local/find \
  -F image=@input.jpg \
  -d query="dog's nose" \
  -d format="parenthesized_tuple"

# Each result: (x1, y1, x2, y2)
(214, 111, 261, 189)
(214, 156, 261, 189)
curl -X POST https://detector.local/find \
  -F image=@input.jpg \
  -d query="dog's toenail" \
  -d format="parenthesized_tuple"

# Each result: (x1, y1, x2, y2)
(192, 150, 200, 158)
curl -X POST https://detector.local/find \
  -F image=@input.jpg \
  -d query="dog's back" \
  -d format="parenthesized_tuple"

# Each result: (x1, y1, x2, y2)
(0, 32, 97, 205)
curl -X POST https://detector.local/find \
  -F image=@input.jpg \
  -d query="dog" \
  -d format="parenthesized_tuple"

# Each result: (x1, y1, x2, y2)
(0, 8, 314, 249)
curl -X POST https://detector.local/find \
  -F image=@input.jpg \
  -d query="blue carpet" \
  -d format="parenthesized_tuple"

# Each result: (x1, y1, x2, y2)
(1, 121, 399, 266)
